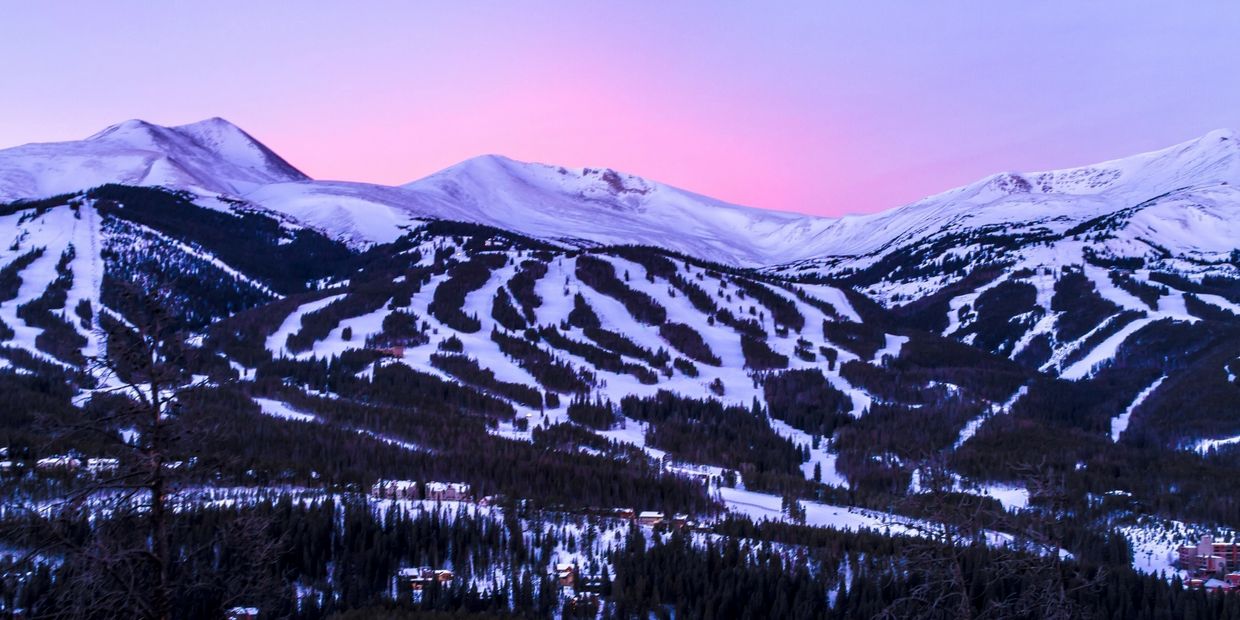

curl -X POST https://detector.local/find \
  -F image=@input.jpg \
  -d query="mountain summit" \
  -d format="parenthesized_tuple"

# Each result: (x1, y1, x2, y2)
(0, 117, 306, 201)
(0, 118, 1237, 271)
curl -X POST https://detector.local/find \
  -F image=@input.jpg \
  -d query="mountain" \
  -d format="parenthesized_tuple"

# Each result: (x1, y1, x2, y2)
(0, 117, 307, 202)
(776, 128, 1240, 292)
(1, 118, 1237, 382)
(248, 154, 824, 264)
(1, 119, 1240, 612)
(3, 119, 1237, 273)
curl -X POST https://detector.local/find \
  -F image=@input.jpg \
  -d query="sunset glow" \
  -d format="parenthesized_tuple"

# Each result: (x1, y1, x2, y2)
(2, 2, 1238, 215)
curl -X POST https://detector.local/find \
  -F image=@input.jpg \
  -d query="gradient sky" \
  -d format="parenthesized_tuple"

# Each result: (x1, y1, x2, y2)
(1, 2, 1238, 216)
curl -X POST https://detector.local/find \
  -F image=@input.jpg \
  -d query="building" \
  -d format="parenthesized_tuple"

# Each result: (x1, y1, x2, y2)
(371, 479, 419, 500)
(86, 458, 120, 476)
(35, 456, 81, 471)
(397, 567, 454, 601)
(374, 346, 406, 358)
(398, 566, 454, 589)
(425, 481, 471, 502)
(613, 508, 635, 521)
(578, 575, 607, 594)
(637, 511, 664, 527)
(555, 563, 577, 588)
(563, 593, 600, 616)
(1177, 536, 1240, 574)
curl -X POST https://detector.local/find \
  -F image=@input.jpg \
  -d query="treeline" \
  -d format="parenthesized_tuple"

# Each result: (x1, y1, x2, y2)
(539, 326, 658, 385)
(491, 328, 594, 394)
(101, 217, 275, 329)
(1052, 269, 1122, 341)
(91, 184, 356, 294)
(430, 352, 544, 409)
(731, 278, 805, 332)
(506, 260, 547, 323)
(575, 255, 666, 325)
(658, 322, 720, 366)
(428, 254, 508, 332)
(763, 369, 854, 437)
(619, 391, 807, 493)
(16, 246, 87, 364)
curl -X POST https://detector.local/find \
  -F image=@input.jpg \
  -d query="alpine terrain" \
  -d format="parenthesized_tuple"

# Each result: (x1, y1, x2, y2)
(1, 118, 1238, 618)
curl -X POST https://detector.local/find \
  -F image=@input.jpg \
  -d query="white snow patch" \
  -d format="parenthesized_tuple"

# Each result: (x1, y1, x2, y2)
(1110, 376, 1167, 442)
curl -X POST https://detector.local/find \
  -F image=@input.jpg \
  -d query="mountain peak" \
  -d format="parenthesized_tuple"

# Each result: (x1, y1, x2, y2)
(0, 117, 307, 202)
(1199, 127, 1238, 143)
(86, 118, 157, 138)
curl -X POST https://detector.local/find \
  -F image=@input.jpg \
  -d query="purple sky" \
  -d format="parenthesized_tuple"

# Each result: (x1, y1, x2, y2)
(1, 2, 1238, 216)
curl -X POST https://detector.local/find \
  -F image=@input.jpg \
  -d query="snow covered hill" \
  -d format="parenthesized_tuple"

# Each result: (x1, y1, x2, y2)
(2, 118, 1237, 275)
(0, 118, 306, 202)
(1, 175, 1238, 584)
(775, 128, 1240, 290)
(1, 119, 1238, 448)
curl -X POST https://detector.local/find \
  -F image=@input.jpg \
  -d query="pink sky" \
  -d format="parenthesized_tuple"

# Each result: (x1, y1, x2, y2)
(1, 2, 1238, 216)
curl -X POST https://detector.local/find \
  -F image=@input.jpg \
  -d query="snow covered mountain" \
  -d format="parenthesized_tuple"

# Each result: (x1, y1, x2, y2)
(2, 118, 1237, 275)
(1, 119, 1238, 383)
(2, 120, 1240, 592)
(248, 155, 821, 264)
(776, 128, 1240, 293)
(0, 118, 307, 202)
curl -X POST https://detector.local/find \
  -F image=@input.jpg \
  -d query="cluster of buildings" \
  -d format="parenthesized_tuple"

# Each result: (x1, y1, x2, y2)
(0, 452, 121, 477)
(1177, 536, 1240, 590)
(395, 566, 456, 602)
(370, 480, 473, 502)
(610, 508, 694, 529)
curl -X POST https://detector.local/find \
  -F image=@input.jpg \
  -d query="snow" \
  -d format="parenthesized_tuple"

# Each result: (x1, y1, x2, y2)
(1193, 434, 1240, 455)
(1198, 294, 1240, 315)
(976, 484, 1030, 511)
(266, 293, 346, 357)
(718, 486, 925, 536)
(1110, 376, 1167, 442)
(253, 397, 318, 423)
(795, 283, 862, 322)
(8, 119, 1237, 278)
(0, 205, 102, 366)
(1116, 517, 1236, 577)
(872, 334, 908, 363)
(718, 486, 1042, 556)
(1060, 318, 1156, 380)
(953, 385, 1028, 450)
(0, 118, 305, 203)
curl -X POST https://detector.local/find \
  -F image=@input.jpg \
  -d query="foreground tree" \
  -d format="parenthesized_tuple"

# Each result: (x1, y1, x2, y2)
(6, 286, 282, 619)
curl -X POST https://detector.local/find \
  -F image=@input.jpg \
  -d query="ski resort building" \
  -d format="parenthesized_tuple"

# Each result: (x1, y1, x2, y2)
(637, 511, 664, 526)
(555, 563, 577, 588)
(397, 567, 454, 601)
(370, 480, 472, 502)
(1177, 536, 1240, 573)
(370, 479, 419, 500)
(425, 481, 471, 502)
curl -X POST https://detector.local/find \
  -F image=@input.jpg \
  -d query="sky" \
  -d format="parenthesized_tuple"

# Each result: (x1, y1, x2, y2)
(1, 2, 1238, 216)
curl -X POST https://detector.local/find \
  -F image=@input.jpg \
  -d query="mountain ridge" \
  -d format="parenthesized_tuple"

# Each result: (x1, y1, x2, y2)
(1, 118, 1237, 272)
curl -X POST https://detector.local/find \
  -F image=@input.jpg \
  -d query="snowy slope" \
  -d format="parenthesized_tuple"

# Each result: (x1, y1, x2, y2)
(0, 118, 306, 202)
(263, 130, 1240, 268)
(777, 129, 1240, 280)
(2, 118, 1237, 275)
